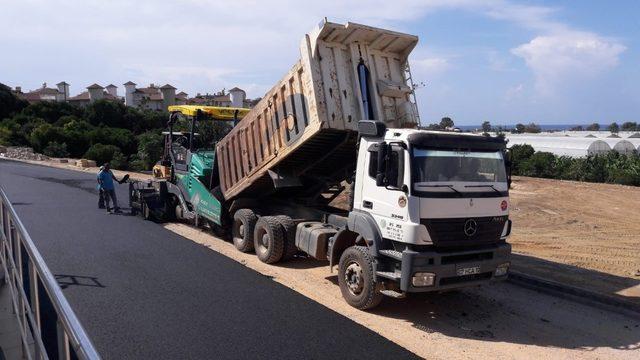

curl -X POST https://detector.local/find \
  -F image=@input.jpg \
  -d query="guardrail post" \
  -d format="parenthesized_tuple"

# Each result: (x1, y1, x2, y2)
(57, 320, 71, 360)
(29, 261, 42, 359)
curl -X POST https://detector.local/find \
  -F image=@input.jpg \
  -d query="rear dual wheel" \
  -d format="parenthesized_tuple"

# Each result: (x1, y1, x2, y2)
(275, 215, 298, 261)
(232, 209, 258, 252)
(253, 216, 285, 264)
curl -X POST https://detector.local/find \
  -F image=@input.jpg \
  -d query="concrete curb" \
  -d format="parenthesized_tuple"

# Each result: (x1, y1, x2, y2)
(508, 270, 640, 319)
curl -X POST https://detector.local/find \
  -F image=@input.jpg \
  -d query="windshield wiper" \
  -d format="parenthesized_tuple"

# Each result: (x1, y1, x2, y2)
(464, 184, 502, 195)
(418, 184, 461, 195)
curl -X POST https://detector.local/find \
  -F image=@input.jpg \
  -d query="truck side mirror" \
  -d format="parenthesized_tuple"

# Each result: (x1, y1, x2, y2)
(375, 142, 388, 186)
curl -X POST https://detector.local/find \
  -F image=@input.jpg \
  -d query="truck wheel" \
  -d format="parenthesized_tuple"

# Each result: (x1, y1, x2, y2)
(338, 246, 383, 310)
(233, 209, 258, 252)
(275, 215, 298, 261)
(253, 216, 285, 264)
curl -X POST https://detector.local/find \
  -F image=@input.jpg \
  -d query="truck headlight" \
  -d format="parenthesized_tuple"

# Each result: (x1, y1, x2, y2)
(412, 272, 435, 287)
(495, 262, 510, 277)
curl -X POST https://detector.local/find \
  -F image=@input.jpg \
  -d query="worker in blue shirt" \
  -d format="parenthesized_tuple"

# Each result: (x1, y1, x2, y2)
(97, 163, 123, 213)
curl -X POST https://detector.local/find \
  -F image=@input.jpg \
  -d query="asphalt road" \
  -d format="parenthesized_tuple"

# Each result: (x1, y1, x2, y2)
(0, 159, 417, 360)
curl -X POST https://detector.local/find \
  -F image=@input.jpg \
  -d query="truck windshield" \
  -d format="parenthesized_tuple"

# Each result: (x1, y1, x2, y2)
(412, 148, 507, 194)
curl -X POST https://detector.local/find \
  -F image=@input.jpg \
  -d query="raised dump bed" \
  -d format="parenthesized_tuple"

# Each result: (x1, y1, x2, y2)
(217, 20, 419, 200)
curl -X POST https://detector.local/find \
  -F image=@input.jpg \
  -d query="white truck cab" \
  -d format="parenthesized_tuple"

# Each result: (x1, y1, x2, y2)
(331, 121, 511, 308)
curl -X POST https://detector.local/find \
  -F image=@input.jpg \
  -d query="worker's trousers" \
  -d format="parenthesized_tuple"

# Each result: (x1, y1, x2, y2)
(103, 189, 119, 210)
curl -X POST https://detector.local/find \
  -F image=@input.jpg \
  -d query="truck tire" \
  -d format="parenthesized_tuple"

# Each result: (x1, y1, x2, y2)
(233, 209, 258, 252)
(338, 246, 383, 310)
(253, 216, 285, 264)
(275, 215, 298, 261)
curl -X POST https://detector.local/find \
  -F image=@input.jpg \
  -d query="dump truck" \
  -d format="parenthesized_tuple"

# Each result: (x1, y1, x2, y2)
(129, 20, 512, 309)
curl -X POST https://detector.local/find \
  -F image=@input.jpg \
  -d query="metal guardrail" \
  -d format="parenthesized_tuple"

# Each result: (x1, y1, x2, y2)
(0, 187, 100, 360)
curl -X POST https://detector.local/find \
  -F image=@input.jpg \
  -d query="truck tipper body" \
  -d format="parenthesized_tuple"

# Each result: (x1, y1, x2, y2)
(217, 21, 419, 201)
(129, 20, 512, 310)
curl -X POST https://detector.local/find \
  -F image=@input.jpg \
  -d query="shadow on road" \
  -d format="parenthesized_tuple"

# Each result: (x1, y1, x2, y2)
(55, 274, 106, 289)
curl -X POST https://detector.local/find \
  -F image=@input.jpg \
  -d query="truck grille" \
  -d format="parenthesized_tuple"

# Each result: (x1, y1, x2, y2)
(421, 216, 507, 248)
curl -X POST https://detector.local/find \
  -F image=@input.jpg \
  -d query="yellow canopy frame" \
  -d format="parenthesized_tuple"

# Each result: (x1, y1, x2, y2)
(168, 105, 250, 120)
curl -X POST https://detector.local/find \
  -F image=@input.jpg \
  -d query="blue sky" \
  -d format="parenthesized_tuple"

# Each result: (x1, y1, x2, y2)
(1, 0, 638, 126)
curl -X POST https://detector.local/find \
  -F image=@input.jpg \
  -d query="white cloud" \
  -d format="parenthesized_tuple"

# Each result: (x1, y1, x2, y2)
(512, 32, 626, 94)
(413, 57, 451, 76)
(504, 83, 524, 101)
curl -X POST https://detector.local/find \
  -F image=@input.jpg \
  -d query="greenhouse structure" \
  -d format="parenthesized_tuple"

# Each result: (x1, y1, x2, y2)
(505, 137, 611, 157)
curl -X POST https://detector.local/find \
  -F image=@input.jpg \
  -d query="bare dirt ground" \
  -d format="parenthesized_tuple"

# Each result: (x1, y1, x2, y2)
(508, 176, 640, 299)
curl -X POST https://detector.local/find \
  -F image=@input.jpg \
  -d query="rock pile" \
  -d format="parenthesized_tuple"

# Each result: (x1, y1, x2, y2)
(1, 147, 49, 161)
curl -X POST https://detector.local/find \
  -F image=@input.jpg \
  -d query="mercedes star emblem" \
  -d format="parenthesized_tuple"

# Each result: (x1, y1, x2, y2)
(464, 219, 478, 237)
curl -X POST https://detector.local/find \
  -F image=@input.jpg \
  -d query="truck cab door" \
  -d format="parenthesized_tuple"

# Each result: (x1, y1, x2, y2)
(356, 143, 409, 240)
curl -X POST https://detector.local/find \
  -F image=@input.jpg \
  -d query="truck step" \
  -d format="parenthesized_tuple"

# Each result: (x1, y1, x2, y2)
(376, 271, 402, 281)
(378, 249, 403, 260)
(380, 289, 406, 299)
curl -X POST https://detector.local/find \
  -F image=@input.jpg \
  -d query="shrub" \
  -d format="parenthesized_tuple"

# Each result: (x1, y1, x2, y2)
(43, 142, 70, 158)
(125, 109, 167, 134)
(29, 123, 67, 153)
(0, 83, 28, 120)
(509, 144, 535, 175)
(85, 99, 128, 128)
(110, 150, 129, 170)
(88, 127, 136, 155)
(21, 101, 82, 124)
(83, 143, 122, 166)
(520, 152, 557, 178)
(136, 131, 164, 170)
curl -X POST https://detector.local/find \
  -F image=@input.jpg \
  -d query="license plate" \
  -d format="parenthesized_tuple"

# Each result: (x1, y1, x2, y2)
(457, 266, 481, 276)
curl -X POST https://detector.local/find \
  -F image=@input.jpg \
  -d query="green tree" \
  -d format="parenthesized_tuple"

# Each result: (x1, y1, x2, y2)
(440, 117, 454, 129)
(608, 122, 619, 134)
(83, 143, 122, 166)
(621, 122, 637, 131)
(520, 152, 556, 178)
(85, 99, 128, 128)
(524, 123, 541, 133)
(0, 118, 24, 145)
(43, 142, 70, 158)
(136, 131, 164, 170)
(196, 120, 233, 148)
(481, 121, 492, 133)
(0, 83, 28, 120)
(61, 120, 93, 157)
(509, 144, 535, 175)
(125, 109, 167, 134)
(21, 101, 82, 124)
(29, 123, 67, 152)
(586, 123, 600, 131)
(513, 123, 525, 134)
(88, 127, 136, 155)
